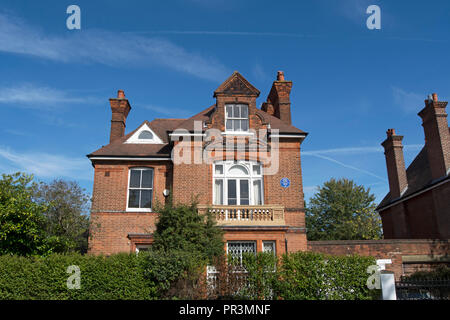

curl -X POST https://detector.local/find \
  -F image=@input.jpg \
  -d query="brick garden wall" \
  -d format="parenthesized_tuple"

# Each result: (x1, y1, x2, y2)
(308, 239, 449, 279)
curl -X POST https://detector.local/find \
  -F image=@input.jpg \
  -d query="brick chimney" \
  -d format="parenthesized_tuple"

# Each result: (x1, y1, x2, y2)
(418, 93, 450, 180)
(109, 90, 131, 143)
(381, 128, 408, 199)
(262, 71, 293, 125)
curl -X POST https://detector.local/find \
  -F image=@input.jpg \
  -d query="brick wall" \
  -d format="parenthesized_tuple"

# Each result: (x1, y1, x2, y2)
(380, 181, 450, 239)
(89, 161, 170, 254)
(308, 239, 449, 279)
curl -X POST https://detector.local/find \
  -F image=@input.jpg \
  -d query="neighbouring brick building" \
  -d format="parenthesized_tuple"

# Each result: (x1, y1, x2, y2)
(310, 93, 450, 278)
(88, 71, 308, 258)
(377, 93, 450, 239)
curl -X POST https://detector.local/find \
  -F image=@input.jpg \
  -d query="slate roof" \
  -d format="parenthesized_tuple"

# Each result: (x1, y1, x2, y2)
(88, 105, 306, 159)
(87, 118, 185, 158)
(377, 127, 450, 211)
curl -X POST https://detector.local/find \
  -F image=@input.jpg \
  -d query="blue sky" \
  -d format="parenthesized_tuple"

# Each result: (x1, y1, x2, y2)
(0, 0, 449, 204)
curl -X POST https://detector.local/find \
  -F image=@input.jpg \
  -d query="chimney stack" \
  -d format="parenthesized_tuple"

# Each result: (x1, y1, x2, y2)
(418, 93, 450, 180)
(109, 90, 131, 143)
(262, 71, 293, 124)
(382, 128, 408, 199)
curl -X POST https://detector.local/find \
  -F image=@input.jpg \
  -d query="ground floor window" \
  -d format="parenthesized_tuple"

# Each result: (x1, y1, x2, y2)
(263, 241, 276, 255)
(227, 241, 256, 265)
(135, 244, 151, 253)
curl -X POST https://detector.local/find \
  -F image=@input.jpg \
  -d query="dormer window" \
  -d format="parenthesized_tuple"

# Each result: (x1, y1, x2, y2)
(138, 130, 154, 140)
(225, 104, 249, 132)
(124, 123, 163, 144)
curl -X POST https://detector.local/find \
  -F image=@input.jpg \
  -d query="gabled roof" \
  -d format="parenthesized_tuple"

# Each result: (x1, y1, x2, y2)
(377, 127, 450, 211)
(214, 71, 260, 97)
(88, 118, 185, 158)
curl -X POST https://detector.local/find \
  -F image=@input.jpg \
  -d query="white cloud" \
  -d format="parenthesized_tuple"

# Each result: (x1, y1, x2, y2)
(303, 144, 423, 156)
(0, 146, 92, 181)
(0, 12, 229, 82)
(139, 104, 191, 117)
(0, 83, 99, 109)
(302, 144, 423, 182)
(392, 86, 424, 113)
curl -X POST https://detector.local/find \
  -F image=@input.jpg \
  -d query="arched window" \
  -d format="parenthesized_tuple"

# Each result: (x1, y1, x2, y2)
(213, 161, 263, 205)
(138, 130, 154, 140)
(127, 168, 154, 211)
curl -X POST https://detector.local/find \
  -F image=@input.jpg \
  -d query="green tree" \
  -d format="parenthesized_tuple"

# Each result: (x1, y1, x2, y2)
(33, 179, 90, 254)
(305, 178, 383, 240)
(151, 201, 224, 263)
(0, 172, 51, 256)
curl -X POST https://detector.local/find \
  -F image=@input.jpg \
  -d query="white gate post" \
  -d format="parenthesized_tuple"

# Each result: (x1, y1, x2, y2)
(380, 270, 397, 300)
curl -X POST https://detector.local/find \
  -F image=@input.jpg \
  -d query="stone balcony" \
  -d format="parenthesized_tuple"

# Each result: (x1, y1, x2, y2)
(197, 204, 285, 227)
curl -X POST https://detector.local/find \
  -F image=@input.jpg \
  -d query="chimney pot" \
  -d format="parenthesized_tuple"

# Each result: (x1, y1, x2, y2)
(277, 71, 285, 81)
(118, 90, 125, 99)
(432, 93, 438, 102)
(386, 128, 396, 137)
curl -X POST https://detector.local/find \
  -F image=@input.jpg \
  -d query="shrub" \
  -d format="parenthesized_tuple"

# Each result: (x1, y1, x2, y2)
(140, 249, 207, 299)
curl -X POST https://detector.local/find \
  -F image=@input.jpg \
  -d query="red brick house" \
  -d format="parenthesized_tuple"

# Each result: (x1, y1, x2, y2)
(377, 93, 450, 239)
(87, 71, 308, 257)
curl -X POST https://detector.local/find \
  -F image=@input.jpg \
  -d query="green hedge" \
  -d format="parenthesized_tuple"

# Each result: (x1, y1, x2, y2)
(0, 253, 157, 300)
(237, 251, 379, 300)
(0, 251, 379, 300)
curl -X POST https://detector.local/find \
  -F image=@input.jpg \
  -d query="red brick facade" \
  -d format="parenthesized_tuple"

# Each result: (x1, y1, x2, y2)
(88, 71, 308, 255)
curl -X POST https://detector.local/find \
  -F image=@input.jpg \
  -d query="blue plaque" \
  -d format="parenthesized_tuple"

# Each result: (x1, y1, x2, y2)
(280, 178, 290, 188)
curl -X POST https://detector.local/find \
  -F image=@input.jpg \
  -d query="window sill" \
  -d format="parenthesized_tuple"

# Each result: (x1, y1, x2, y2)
(126, 208, 152, 213)
(221, 131, 254, 136)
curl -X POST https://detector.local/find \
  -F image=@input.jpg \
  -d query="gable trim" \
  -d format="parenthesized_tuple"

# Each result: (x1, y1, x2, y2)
(125, 123, 164, 144)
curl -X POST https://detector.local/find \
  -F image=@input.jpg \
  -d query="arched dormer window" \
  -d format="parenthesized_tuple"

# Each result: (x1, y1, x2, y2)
(138, 130, 154, 140)
(213, 161, 263, 205)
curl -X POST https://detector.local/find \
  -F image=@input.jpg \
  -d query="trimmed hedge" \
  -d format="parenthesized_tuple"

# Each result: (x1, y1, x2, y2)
(236, 251, 379, 300)
(0, 253, 156, 300)
(0, 251, 380, 300)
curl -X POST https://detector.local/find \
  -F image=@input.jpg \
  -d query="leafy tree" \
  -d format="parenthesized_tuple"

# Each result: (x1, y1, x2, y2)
(151, 201, 224, 263)
(0, 172, 51, 256)
(33, 179, 90, 254)
(305, 178, 383, 240)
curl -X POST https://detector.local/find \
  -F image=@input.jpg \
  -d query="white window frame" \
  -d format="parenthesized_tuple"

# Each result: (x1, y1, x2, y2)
(225, 104, 249, 132)
(226, 241, 257, 266)
(126, 167, 154, 212)
(213, 161, 264, 206)
(263, 241, 276, 255)
(135, 244, 151, 254)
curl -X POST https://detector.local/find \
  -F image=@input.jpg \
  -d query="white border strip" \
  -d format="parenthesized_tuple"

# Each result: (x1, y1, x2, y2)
(270, 134, 307, 138)
(88, 156, 172, 161)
